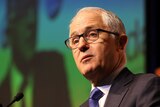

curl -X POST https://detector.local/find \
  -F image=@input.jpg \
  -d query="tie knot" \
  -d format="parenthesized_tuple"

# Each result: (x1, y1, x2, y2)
(90, 88, 104, 100)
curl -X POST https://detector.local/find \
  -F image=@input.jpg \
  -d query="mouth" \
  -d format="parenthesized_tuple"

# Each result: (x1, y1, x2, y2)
(81, 54, 94, 63)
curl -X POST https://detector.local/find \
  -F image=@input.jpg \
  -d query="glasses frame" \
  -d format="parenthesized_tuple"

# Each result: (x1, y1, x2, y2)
(64, 28, 119, 50)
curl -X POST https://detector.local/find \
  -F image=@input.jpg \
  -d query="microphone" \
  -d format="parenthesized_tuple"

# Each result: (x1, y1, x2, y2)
(7, 92, 24, 107)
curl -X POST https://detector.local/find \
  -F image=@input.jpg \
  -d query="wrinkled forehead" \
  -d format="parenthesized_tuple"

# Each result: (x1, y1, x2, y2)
(69, 10, 106, 37)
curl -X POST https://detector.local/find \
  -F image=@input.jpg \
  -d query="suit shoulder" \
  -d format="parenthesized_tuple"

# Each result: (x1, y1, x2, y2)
(135, 73, 159, 79)
(133, 73, 160, 86)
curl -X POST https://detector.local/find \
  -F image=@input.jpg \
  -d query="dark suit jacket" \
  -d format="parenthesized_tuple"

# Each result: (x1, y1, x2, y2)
(80, 67, 160, 107)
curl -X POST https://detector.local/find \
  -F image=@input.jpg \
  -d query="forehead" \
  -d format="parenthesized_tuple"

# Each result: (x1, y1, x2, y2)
(69, 11, 106, 36)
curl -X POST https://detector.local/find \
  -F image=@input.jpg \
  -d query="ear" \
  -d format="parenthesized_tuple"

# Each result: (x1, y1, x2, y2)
(118, 35, 128, 50)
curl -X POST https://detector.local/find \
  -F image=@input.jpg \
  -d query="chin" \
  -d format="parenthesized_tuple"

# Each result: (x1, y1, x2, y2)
(82, 68, 97, 80)
(79, 62, 97, 75)
(81, 69, 90, 76)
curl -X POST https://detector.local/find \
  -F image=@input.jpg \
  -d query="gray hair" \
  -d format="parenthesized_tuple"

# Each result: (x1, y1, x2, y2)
(70, 7, 126, 35)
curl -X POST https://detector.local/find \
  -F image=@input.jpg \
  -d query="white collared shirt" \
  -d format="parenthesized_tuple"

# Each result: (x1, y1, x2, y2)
(91, 85, 111, 107)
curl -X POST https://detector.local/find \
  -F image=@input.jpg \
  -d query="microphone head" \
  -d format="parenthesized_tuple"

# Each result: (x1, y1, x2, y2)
(14, 93, 24, 102)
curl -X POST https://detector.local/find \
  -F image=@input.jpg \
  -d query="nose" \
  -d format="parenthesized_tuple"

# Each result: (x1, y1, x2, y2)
(78, 37, 89, 52)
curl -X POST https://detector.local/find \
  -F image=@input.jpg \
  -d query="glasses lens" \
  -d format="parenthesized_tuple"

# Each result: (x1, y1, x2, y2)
(66, 29, 99, 49)
(69, 36, 79, 49)
(85, 30, 98, 43)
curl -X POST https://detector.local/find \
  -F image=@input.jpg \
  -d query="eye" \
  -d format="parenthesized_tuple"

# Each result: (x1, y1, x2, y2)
(70, 37, 79, 45)
(86, 30, 98, 39)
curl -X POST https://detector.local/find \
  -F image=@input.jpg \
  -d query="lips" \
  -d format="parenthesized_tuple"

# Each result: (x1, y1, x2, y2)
(81, 54, 93, 63)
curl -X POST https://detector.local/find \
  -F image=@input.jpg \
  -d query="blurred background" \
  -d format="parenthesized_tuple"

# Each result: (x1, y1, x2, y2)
(0, 0, 159, 107)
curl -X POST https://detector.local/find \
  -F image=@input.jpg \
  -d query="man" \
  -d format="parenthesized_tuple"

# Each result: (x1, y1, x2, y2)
(64, 7, 160, 107)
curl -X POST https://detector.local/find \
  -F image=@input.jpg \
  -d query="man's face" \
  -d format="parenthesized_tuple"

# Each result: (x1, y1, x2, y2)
(70, 11, 121, 82)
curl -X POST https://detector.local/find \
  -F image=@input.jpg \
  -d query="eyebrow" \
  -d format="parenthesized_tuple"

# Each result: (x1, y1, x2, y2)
(70, 32, 78, 37)
(70, 26, 97, 37)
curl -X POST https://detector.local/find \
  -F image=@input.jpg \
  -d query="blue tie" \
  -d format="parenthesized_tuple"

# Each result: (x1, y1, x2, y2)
(89, 88, 104, 107)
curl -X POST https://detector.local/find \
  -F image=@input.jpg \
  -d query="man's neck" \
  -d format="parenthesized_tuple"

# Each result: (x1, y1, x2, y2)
(92, 66, 125, 86)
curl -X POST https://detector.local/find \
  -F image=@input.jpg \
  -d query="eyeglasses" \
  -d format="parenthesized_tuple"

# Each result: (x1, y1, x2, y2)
(64, 29, 119, 50)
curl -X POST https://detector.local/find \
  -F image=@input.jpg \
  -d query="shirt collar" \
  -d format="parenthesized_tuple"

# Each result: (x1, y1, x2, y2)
(91, 84, 111, 94)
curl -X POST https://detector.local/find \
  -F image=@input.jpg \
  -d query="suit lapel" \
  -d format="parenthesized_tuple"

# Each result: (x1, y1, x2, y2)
(104, 68, 134, 107)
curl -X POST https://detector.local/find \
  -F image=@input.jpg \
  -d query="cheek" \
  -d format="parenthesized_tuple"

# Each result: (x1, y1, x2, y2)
(95, 43, 116, 65)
